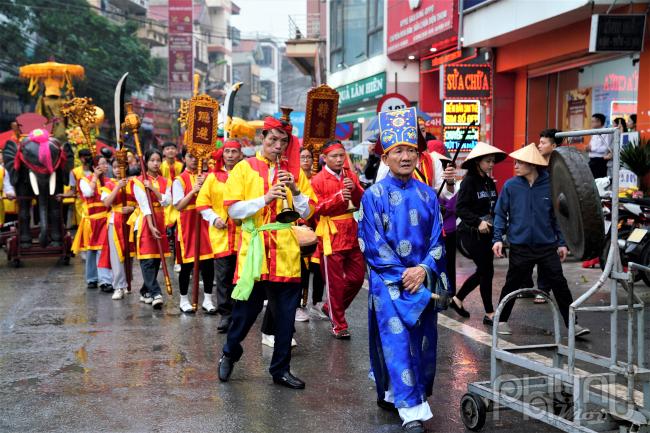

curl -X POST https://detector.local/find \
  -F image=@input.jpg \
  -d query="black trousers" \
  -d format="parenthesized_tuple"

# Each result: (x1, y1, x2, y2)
(223, 281, 301, 377)
(497, 244, 574, 327)
(300, 259, 325, 305)
(456, 229, 495, 314)
(589, 157, 607, 179)
(214, 255, 237, 316)
(178, 259, 214, 296)
(140, 258, 162, 297)
(445, 231, 457, 294)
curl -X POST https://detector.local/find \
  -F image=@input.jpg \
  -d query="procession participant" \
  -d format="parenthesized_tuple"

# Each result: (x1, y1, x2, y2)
(0, 153, 16, 226)
(428, 141, 458, 297)
(132, 148, 171, 310)
(198, 140, 242, 331)
(296, 147, 326, 321)
(67, 148, 93, 228)
(450, 142, 505, 323)
(217, 113, 316, 390)
(358, 107, 450, 433)
(375, 127, 456, 194)
(312, 139, 364, 339)
(72, 154, 113, 292)
(172, 149, 215, 314)
(160, 141, 183, 271)
(100, 173, 136, 300)
(492, 144, 590, 337)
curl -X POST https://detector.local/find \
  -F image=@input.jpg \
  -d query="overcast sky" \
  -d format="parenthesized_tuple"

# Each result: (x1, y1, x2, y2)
(231, 0, 307, 40)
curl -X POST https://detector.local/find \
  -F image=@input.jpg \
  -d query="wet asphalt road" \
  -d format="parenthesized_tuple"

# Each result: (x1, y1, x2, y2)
(1, 254, 649, 433)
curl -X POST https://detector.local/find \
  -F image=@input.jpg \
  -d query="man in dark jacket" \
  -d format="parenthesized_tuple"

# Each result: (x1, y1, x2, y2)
(492, 143, 590, 337)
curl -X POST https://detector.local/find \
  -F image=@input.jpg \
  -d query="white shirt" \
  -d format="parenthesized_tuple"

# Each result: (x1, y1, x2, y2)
(589, 133, 612, 158)
(227, 164, 310, 221)
(171, 178, 186, 207)
(2, 169, 15, 196)
(133, 178, 171, 232)
(375, 157, 455, 199)
(79, 177, 96, 198)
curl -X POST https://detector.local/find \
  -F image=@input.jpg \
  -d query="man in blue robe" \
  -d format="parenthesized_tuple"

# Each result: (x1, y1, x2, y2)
(358, 107, 451, 433)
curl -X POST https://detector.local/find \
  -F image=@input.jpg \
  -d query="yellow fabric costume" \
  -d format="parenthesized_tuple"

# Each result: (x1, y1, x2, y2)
(224, 153, 315, 283)
(161, 159, 183, 227)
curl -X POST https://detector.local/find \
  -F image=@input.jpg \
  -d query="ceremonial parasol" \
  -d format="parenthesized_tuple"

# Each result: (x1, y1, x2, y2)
(19, 60, 85, 97)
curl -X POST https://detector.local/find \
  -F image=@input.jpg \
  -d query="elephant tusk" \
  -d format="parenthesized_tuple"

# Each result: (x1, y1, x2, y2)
(49, 172, 56, 195)
(29, 171, 40, 195)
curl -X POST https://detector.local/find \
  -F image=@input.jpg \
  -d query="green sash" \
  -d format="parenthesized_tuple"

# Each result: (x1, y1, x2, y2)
(231, 218, 292, 301)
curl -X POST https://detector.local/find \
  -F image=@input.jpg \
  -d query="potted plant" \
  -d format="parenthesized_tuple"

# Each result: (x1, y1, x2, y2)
(620, 138, 650, 194)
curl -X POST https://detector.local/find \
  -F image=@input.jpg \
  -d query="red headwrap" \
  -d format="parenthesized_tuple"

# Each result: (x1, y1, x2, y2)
(322, 142, 345, 155)
(263, 116, 300, 179)
(212, 140, 242, 177)
(427, 139, 445, 155)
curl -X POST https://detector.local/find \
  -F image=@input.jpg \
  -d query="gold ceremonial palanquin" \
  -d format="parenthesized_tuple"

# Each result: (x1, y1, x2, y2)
(302, 85, 339, 175)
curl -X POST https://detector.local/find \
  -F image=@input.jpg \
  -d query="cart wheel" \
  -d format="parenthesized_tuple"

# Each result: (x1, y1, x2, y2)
(460, 393, 486, 431)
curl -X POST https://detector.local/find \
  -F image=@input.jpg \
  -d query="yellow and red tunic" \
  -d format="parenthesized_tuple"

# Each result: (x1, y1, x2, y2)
(101, 179, 136, 262)
(196, 169, 240, 258)
(161, 159, 183, 227)
(224, 153, 316, 284)
(414, 151, 435, 187)
(70, 165, 89, 226)
(72, 175, 108, 253)
(0, 165, 15, 225)
(174, 170, 213, 264)
(131, 174, 171, 259)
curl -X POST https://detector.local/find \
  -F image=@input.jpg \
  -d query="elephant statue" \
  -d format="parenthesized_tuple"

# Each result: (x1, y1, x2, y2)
(3, 129, 74, 248)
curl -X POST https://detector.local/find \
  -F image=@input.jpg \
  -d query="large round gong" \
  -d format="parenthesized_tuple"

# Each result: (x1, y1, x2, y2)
(549, 147, 604, 260)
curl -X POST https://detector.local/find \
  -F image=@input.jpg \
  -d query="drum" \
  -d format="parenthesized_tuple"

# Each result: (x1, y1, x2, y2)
(292, 225, 317, 257)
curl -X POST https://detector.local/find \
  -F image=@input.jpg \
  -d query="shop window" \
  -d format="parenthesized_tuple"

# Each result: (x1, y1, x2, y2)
(330, 0, 344, 71)
(261, 80, 275, 103)
(330, 0, 384, 71)
(367, 0, 384, 57)
(259, 46, 274, 68)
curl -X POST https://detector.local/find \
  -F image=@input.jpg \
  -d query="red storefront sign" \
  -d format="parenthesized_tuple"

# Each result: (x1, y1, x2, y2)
(444, 64, 492, 100)
(168, 0, 193, 97)
(386, 0, 456, 59)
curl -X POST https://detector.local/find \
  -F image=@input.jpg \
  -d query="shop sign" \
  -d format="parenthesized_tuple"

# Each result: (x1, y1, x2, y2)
(444, 64, 491, 99)
(336, 72, 386, 108)
(386, 0, 455, 56)
(589, 14, 646, 53)
(443, 100, 480, 126)
(603, 70, 638, 92)
(376, 93, 410, 113)
(443, 126, 480, 152)
(168, 0, 193, 98)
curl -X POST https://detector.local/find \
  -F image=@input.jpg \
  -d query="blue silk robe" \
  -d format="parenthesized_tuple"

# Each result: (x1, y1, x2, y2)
(358, 174, 450, 409)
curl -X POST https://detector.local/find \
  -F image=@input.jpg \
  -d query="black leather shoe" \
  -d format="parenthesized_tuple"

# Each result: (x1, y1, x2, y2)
(450, 298, 470, 318)
(218, 355, 234, 382)
(100, 283, 114, 293)
(483, 316, 494, 326)
(273, 371, 305, 389)
(376, 399, 398, 413)
(217, 315, 232, 333)
(403, 420, 425, 433)
(87, 281, 98, 289)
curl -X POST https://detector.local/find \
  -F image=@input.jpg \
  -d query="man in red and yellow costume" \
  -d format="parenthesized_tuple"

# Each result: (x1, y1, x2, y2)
(172, 149, 215, 314)
(197, 139, 242, 332)
(312, 140, 365, 339)
(217, 115, 316, 390)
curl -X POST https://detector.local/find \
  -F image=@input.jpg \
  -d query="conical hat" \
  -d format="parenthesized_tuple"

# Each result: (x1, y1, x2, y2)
(460, 142, 506, 169)
(509, 143, 548, 166)
(431, 151, 451, 162)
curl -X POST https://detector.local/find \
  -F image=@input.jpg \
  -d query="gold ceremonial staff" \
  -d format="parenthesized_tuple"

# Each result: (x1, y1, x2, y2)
(179, 74, 219, 311)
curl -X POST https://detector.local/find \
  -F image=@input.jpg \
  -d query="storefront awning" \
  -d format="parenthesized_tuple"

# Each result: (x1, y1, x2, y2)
(336, 109, 376, 123)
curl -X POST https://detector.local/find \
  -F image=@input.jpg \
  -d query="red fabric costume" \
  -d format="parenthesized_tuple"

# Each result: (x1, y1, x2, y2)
(311, 143, 365, 333)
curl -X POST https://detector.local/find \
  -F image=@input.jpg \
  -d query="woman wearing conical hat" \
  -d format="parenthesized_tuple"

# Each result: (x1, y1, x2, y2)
(450, 142, 506, 326)
(491, 144, 590, 337)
